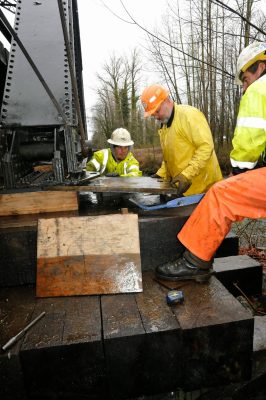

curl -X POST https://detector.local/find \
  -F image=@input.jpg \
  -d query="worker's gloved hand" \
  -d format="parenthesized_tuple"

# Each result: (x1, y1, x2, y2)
(171, 173, 191, 196)
(106, 172, 119, 177)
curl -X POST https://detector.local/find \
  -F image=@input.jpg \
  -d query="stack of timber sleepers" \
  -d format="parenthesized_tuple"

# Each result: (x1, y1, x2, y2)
(0, 257, 261, 400)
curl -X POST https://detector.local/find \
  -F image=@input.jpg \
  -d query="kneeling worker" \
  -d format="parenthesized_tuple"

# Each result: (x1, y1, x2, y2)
(86, 128, 142, 177)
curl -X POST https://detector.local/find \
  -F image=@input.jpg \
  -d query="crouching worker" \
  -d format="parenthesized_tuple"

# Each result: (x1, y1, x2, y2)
(156, 169, 266, 283)
(156, 41, 266, 282)
(86, 128, 142, 177)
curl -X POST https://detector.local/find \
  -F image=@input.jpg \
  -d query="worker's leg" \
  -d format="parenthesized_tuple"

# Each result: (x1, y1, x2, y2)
(178, 168, 266, 261)
(156, 168, 266, 282)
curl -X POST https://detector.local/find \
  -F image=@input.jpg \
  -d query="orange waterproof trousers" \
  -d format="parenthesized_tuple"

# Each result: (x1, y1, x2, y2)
(178, 167, 266, 261)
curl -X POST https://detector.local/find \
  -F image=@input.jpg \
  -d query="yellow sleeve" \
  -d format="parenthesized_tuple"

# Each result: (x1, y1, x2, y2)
(179, 110, 215, 181)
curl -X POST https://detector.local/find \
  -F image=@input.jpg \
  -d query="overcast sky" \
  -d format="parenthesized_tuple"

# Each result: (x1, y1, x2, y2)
(77, 0, 168, 113)
(1, 0, 266, 133)
(77, 0, 266, 125)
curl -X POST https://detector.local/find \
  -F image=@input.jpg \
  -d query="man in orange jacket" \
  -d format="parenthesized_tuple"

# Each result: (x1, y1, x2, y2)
(155, 41, 266, 283)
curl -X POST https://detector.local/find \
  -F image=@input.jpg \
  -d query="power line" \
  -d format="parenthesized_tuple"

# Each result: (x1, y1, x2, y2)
(210, 0, 266, 36)
(119, 0, 234, 79)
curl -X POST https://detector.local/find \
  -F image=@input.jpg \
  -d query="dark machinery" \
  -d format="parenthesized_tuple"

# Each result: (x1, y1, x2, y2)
(0, 0, 88, 189)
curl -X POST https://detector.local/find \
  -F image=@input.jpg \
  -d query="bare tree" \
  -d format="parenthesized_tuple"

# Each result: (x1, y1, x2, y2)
(145, 0, 264, 149)
(91, 50, 157, 147)
(90, 0, 265, 157)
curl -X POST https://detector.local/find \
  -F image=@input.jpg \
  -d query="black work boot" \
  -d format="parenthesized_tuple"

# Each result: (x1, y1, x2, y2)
(155, 250, 212, 283)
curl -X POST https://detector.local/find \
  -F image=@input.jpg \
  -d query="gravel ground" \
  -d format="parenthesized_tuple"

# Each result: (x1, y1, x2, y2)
(231, 218, 266, 249)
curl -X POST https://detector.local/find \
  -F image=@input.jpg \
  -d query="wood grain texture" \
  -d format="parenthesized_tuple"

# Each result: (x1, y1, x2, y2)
(172, 277, 254, 391)
(173, 276, 252, 330)
(0, 210, 78, 229)
(0, 191, 78, 216)
(36, 214, 142, 297)
(20, 294, 106, 399)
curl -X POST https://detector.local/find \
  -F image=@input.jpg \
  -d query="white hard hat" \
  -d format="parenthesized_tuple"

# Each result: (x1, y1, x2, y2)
(107, 128, 134, 146)
(235, 41, 266, 85)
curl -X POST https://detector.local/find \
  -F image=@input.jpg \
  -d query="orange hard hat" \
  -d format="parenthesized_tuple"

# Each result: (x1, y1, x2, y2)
(141, 84, 169, 117)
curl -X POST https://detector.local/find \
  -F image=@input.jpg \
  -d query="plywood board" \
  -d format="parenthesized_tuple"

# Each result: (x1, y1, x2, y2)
(36, 214, 142, 297)
(0, 191, 78, 216)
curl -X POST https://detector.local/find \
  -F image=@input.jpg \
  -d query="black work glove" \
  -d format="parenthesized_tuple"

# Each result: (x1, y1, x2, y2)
(106, 172, 119, 177)
(171, 173, 191, 196)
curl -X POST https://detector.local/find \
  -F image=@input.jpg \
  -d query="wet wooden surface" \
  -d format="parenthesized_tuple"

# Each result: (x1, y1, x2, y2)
(0, 210, 240, 288)
(0, 191, 78, 216)
(0, 271, 254, 399)
(52, 176, 179, 194)
(0, 210, 79, 229)
(36, 214, 142, 297)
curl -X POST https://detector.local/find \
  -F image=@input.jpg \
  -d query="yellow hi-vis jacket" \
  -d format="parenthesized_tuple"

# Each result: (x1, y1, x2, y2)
(156, 104, 223, 195)
(230, 75, 266, 171)
(86, 148, 142, 177)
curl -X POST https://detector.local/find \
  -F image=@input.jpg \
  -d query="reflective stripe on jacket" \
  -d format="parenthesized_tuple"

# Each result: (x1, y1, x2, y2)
(86, 148, 142, 177)
(156, 103, 223, 195)
(230, 75, 266, 170)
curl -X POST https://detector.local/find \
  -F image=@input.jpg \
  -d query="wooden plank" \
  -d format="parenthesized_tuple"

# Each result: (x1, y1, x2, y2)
(133, 272, 183, 396)
(101, 292, 145, 399)
(214, 255, 262, 296)
(102, 272, 183, 399)
(0, 191, 78, 216)
(175, 276, 252, 329)
(215, 231, 239, 258)
(136, 271, 180, 333)
(0, 287, 35, 400)
(20, 294, 107, 399)
(0, 212, 77, 288)
(139, 215, 188, 270)
(0, 287, 36, 348)
(36, 214, 142, 297)
(0, 269, 257, 399)
(171, 276, 254, 390)
(0, 228, 37, 287)
(0, 210, 78, 229)
(51, 176, 178, 194)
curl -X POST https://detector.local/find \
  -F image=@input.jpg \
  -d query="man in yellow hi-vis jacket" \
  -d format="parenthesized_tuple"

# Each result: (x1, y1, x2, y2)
(230, 41, 266, 174)
(86, 128, 142, 177)
(141, 85, 222, 197)
(154, 41, 266, 283)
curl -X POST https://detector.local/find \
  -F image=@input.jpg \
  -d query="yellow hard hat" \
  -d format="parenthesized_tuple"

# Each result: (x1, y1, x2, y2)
(141, 84, 169, 117)
(107, 128, 134, 146)
(235, 41, 266, 85)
